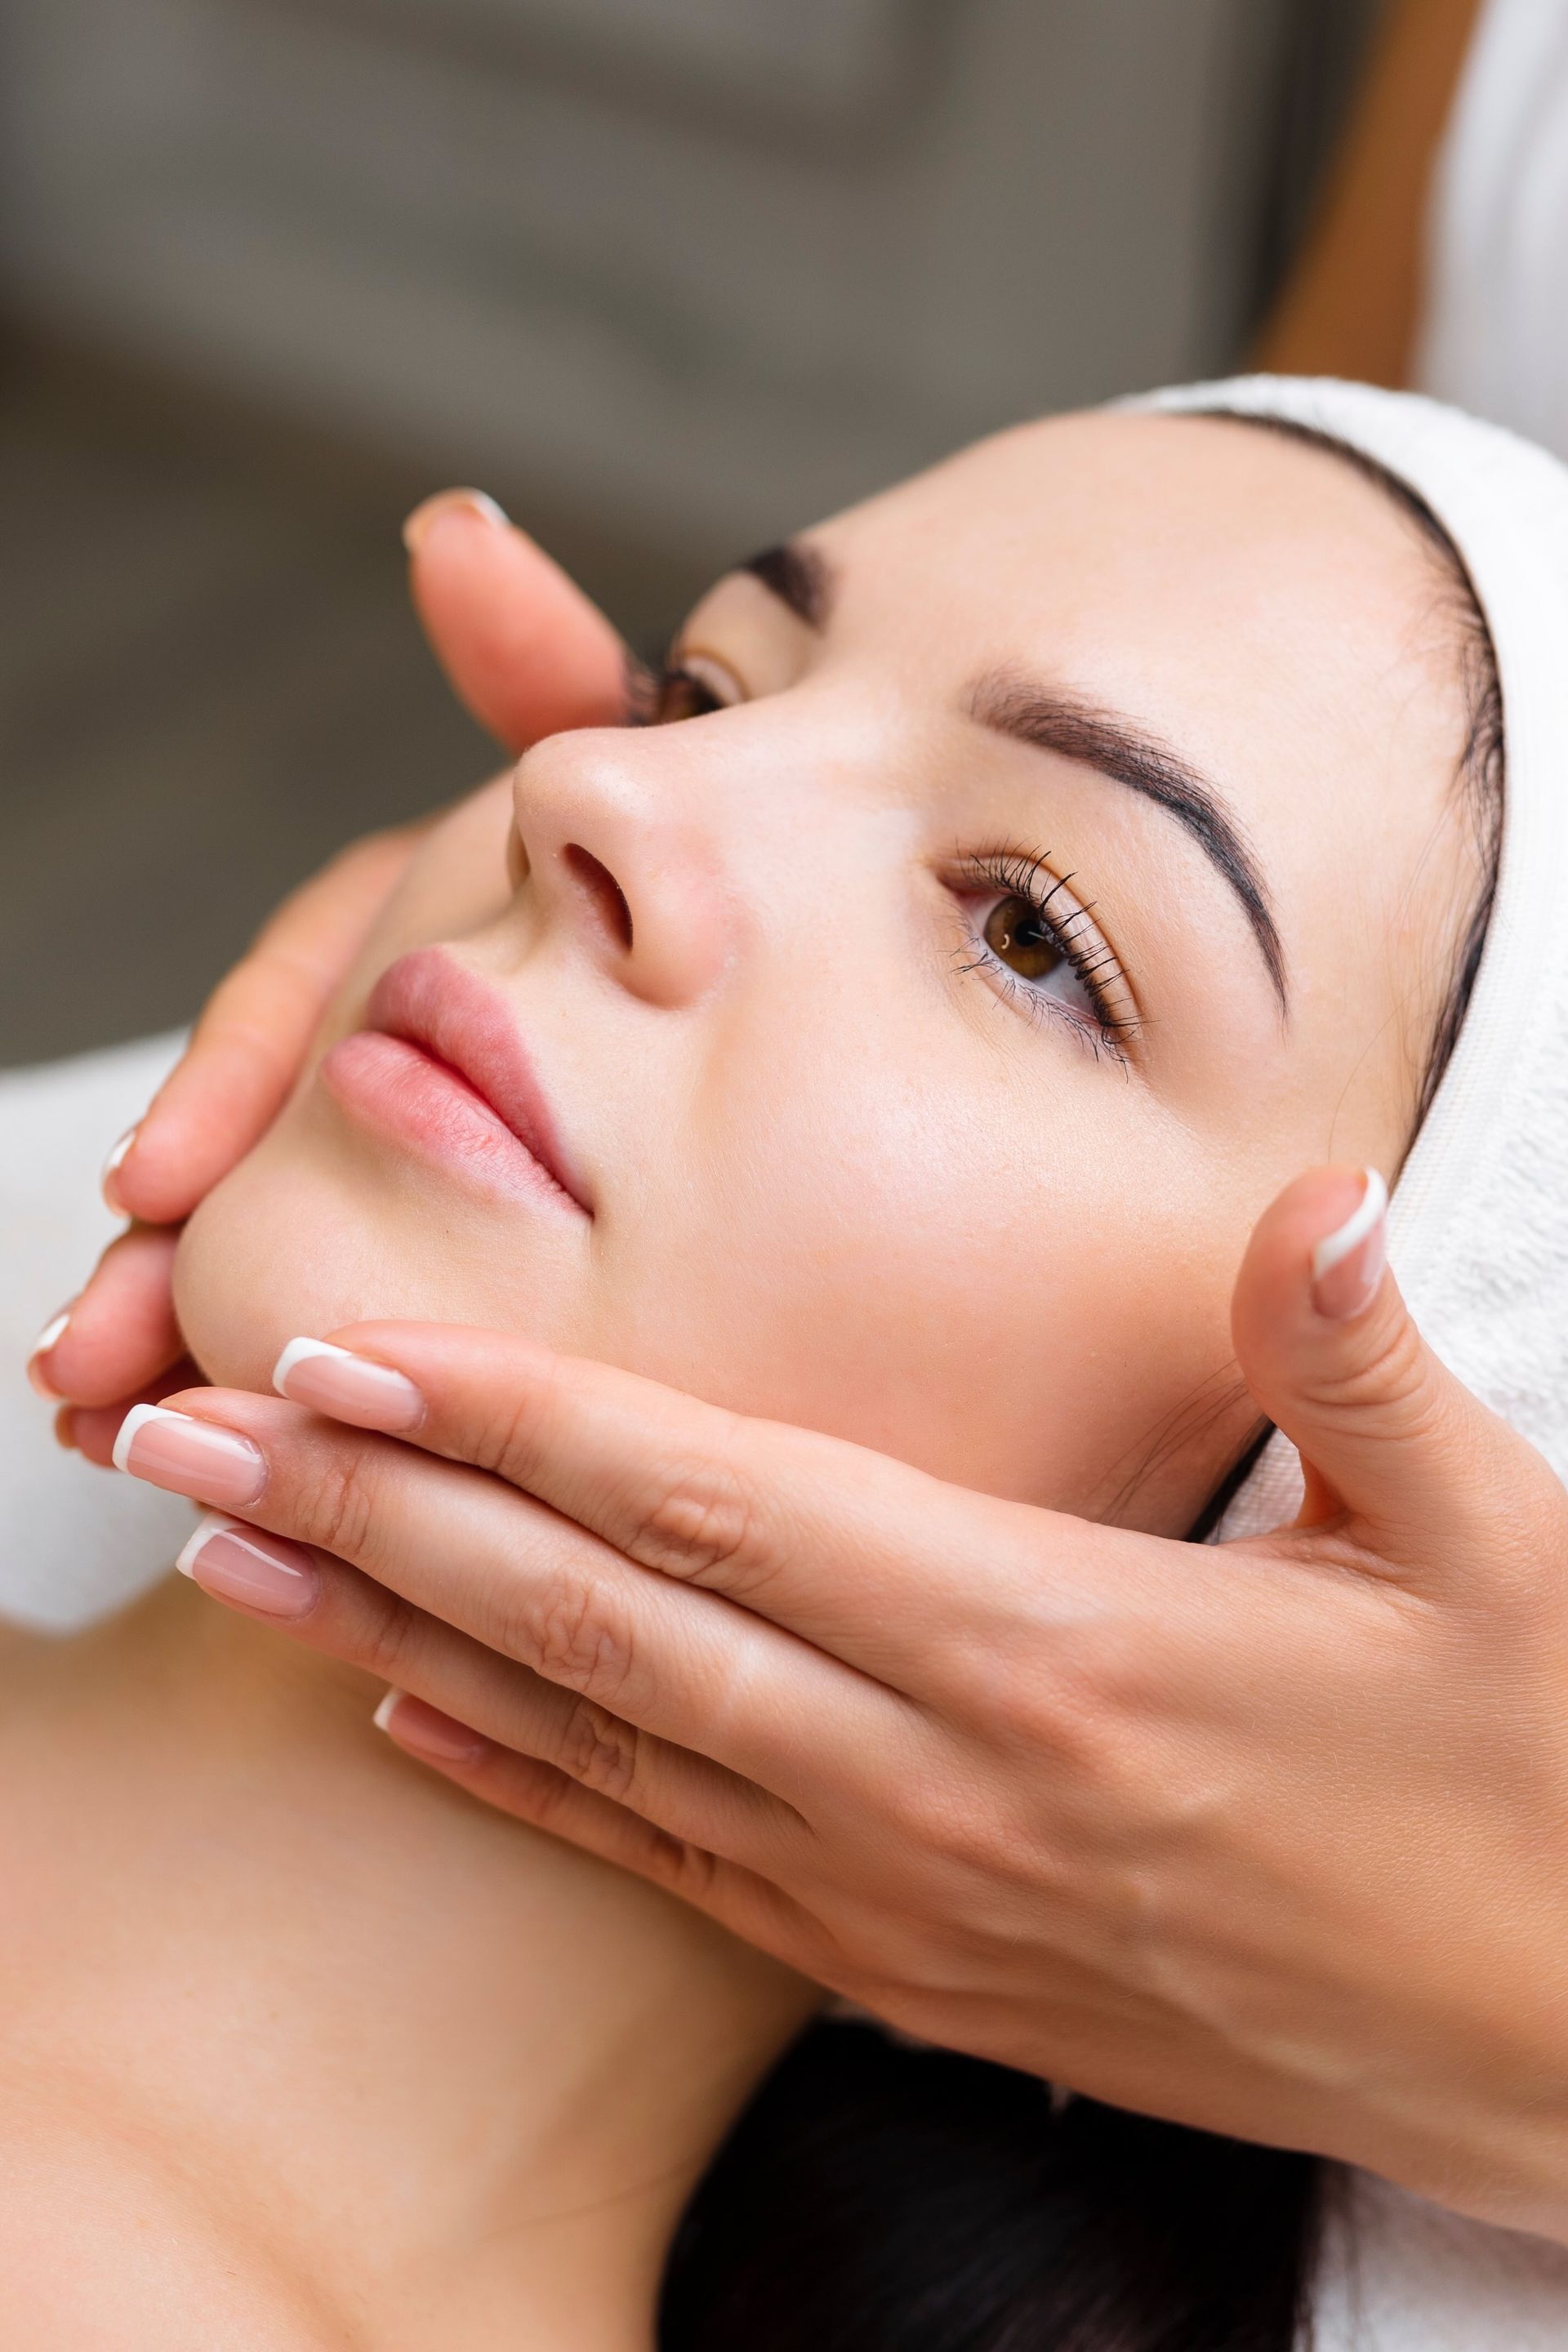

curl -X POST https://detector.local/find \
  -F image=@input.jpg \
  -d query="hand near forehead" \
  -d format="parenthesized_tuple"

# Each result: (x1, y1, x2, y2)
(109, 1165, 1568, 2247)
(32, 493, 626, 1428)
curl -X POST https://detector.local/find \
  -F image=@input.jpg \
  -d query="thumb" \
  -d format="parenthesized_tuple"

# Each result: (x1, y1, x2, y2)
(403, 491, 630, 751)
(1231, 1165, 1521, 1570)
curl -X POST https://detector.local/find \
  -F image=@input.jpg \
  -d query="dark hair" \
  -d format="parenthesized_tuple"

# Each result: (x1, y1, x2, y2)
(659, 417, 1505, 2352)
(662, 2025, 1324, 2352)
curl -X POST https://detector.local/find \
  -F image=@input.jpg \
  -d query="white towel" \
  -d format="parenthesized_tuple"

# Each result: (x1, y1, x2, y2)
(0, 1033, 192, 1627)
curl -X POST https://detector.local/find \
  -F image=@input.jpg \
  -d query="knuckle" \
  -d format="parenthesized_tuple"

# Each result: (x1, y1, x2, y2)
(661, 1838, 717, 1904)
(501, 1570, 638, 1705)
(353, 1588, 425, 1686)
(463, 1351, 577, 1490)
(638, 1438, 764, 1587)
(516, 1762, 583, 1840)
(303, 1451, 381, 1566)
(1305, 1309, 1435, 1432)
(978, 1624, 1148, 1793)
(471, 1383, 549, 1488)
(556, 1697, 642, 1802)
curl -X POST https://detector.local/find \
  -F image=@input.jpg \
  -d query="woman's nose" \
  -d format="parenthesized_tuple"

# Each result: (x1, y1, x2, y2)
(507, 729, 738, 1006)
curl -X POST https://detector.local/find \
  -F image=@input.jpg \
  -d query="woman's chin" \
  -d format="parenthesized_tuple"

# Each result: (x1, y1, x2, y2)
(172, 1122, 579, 1396)
(172, 1142, 461, 1394)
(174, 1161, 383, 1395)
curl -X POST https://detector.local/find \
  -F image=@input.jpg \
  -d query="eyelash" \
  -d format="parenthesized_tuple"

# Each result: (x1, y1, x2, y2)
(639, 662, 727, 726)
(952, 847, 1140, 1063)
(642, 671, 1139, 1064)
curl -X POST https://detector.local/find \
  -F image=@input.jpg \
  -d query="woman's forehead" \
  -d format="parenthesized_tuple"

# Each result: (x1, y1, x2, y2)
(804, 413, 1461, 793)
(817, 411, 1434, 635)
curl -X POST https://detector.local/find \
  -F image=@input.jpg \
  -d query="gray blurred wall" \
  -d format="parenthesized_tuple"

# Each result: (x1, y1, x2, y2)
(0, 0, 1375, 1062)
(0, 0, 1375, 564)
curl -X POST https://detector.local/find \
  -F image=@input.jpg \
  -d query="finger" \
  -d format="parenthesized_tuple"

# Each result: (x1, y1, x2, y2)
(404, 492, 630, 751)
(176, 1511, 801, 1869)
(110, 825, 423, 1227)
(65, 1364, 203, 1467)
(118, 1391, 892, 1795)
(1231, 1165, 1545, 1577)
(273, 1324, 1030, 1678)
(378, 1709, 813, 1967)
(28, 1225, 184, 1407)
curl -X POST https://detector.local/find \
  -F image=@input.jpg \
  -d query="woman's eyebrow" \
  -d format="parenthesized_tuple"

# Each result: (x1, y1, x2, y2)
(969, 670, 1288, 1014)
(740, 541, 835, 630)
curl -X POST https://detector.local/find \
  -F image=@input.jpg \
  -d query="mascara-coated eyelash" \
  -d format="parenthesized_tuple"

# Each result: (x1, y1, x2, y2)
(638, 657, 741, 726)
(951, 847, 1140, 1061)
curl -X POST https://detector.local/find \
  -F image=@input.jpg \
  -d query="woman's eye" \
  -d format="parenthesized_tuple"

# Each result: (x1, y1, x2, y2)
(654, 667, 721, 724)
(651, 653, 743, 724)
(983, 893, 1063, 982)
(978, 891, 1098, 1022)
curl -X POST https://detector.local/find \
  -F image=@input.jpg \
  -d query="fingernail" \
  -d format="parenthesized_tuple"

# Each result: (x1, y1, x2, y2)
(1310, 1167, 1388, 1321)
(272, 1337, 425, 1432)
(373, 1690, 491, 1764)
(101, 1126, 137, 1214)
(113, 1403, 265, 1509)
(26, 1306, 74, 1400)
(401, 487, 509, 556)
(176, 1513, 318, 1619)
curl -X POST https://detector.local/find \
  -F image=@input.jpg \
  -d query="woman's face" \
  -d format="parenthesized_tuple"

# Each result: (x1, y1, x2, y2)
(178, 414, 1479, 1533)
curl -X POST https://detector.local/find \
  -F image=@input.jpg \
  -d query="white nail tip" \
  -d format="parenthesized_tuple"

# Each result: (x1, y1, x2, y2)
(1311, 1167, 1388, 1281)
(103, 1129, 135, 1176)
(112, 1401, 190, 1475)
(457, 488, 509, 529)
(272, 1336, 357, 1396)
(372, 1690, 403, 1734)
(175, 1512, 239, 1579)
(31, 1311, 71, 1359)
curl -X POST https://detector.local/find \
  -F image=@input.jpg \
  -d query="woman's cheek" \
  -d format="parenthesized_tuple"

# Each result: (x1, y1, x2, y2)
(337, 779, 519, 1018)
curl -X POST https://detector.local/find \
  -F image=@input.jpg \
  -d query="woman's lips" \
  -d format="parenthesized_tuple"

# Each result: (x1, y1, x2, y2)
(319, 948, 590, 1215)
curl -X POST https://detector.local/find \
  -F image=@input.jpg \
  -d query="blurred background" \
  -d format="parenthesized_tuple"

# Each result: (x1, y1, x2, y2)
(0, 0, 1378, 1065)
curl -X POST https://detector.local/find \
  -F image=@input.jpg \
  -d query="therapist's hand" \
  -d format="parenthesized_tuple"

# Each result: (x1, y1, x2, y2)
(33, 493, 627, 1426)
(114, 1167, 1568, 2244)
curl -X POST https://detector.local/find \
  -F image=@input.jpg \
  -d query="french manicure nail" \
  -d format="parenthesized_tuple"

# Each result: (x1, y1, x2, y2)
(401, 488, 509, 556)
(272, 1337, 425, 1432)
(101, 1126, 137, 1214)
(176, 1513, 318, 1618)
(373, 1690, 491, 1763)
(113, 1403, 266, 1509)
(26, 1307, 73, 1400)
(1310, 1167, 1388, 1321)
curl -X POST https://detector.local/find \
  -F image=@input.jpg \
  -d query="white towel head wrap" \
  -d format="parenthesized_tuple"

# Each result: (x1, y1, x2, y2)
(1124, 376, 1568, 1536)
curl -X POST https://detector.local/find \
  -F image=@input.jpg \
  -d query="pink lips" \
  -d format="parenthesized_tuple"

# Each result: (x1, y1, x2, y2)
(320, 947, 590, 1214)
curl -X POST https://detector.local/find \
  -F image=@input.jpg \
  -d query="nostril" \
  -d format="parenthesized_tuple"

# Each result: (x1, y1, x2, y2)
(562, 843, 634, 951)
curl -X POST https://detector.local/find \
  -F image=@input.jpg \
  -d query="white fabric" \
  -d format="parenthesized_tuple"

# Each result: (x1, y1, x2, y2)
(1417, 0, 1568, 465)
(1129, 374, 1568, 2341)
(0, 1033, 192, 1628)
(1313, 2176, 1568, 2350)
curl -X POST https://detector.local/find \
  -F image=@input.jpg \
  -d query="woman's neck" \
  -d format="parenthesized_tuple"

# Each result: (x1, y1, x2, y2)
(0, 1579, 813, 2352)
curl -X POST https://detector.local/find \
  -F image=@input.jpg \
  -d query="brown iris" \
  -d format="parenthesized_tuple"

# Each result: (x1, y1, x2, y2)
(982, 893, 1063, 982)
(653, 666, 723, 724)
